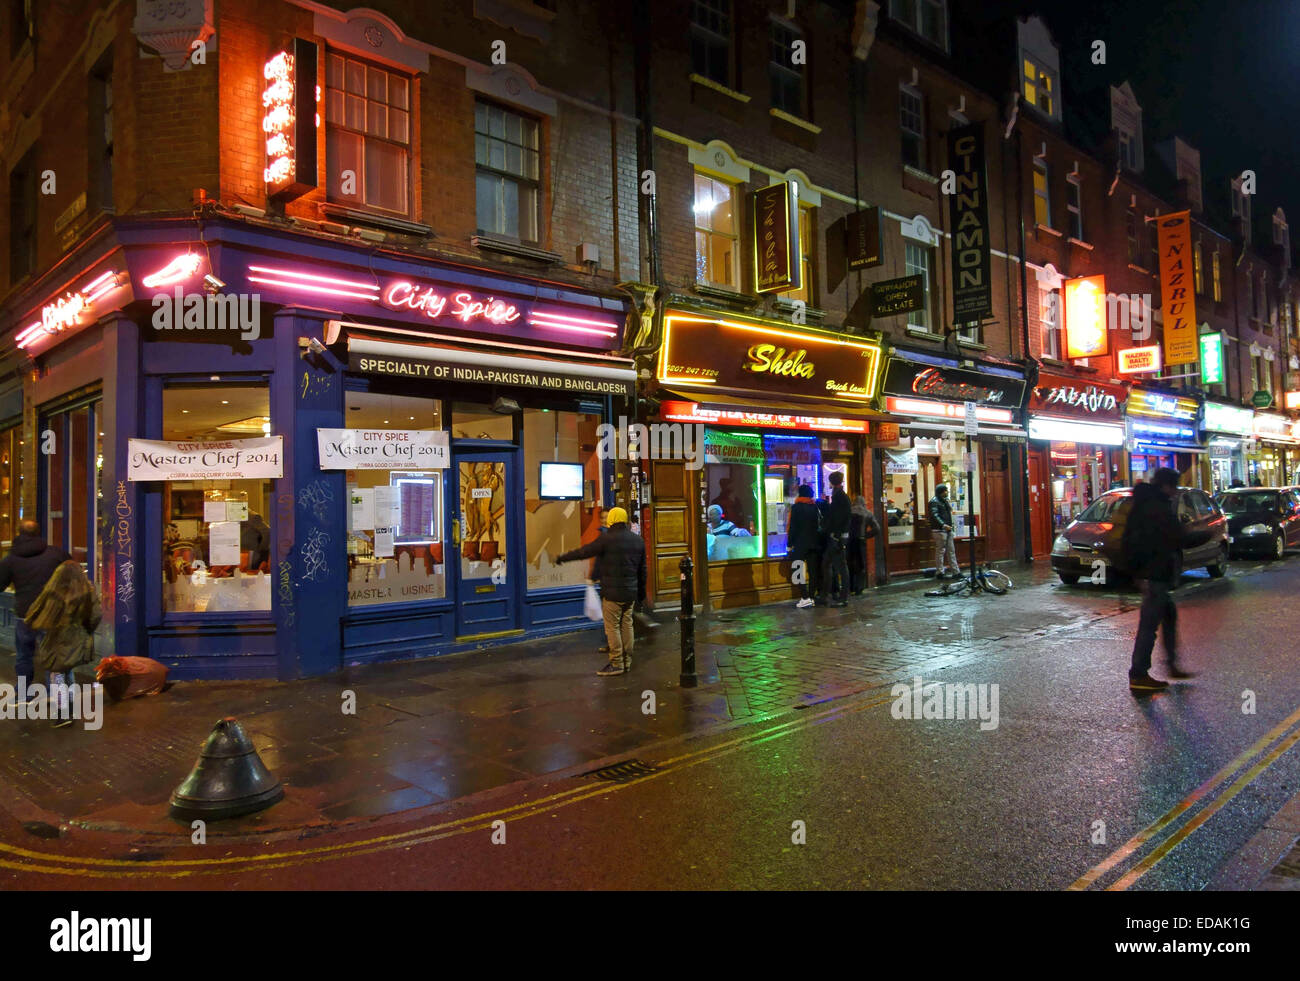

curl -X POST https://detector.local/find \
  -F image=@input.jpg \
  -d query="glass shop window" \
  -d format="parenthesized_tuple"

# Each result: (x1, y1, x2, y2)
(881, 436, 981, 543)
(40, 398, 103, 575)
(523, 407, 601, 590)
(452, 401, 515, 441)
(161, 384, 272, 614)
(703, 430, 763, 562)
(345, 392, 445, 607)
(0, 424, 21, 548)
(762, 433, 821, 559)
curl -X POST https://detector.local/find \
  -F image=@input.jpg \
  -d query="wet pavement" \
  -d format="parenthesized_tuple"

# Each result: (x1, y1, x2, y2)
(4, 556, 1300, 890)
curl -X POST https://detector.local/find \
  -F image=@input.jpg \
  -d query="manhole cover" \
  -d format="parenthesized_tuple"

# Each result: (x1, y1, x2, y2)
(582, 759, 659, 783)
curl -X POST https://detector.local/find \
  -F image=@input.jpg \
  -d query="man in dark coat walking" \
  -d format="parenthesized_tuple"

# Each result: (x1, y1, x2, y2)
(0, 519, 72, 685)
(820, 471, 852, 606)
(557, 507, 646, 676)
(785, 484, 821, 608)
(1121, 467, 1195, 693)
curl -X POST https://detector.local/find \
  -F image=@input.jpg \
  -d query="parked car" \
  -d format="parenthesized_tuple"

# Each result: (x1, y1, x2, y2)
(1050, 486, 1229, 585)
(1220, 486, 1300, 560)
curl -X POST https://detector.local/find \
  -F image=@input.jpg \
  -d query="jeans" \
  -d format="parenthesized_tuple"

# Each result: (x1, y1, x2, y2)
(933, 529, 959, 574)
(602, 598, 634, 667)
(1130, 578, 1178, 676)
(14, 619, 38, 686)
(821, 536, 849, 602)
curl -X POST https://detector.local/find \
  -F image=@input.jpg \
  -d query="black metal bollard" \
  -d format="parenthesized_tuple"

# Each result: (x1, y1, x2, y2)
(679, 555, 697, 687)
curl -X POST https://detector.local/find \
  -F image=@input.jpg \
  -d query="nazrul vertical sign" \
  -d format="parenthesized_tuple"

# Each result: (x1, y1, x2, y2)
(1157, 211, 1198, 365)
(946, 121, 993, 321)
(752, 181, 801, 293)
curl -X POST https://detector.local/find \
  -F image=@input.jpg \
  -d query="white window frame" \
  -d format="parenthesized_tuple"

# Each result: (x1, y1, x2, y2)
(1066, 174, 1082, 240)
(904, 240, 933, 331)
(889, 0, 949, 51)
(899, 84, 925, 171)
(693, 171, 739, 290)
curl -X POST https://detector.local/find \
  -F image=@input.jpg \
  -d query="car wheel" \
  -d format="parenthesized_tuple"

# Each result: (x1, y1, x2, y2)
(1275, 533, 1287, 560)
(1058, 573, 1080, 585)
(1207, 545, 1229, 578)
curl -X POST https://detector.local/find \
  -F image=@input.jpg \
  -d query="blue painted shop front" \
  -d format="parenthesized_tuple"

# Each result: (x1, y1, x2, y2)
(8, 216, 631, 680)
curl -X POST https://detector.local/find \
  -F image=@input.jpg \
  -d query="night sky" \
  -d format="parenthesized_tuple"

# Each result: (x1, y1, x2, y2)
(991, 0, 1299, 255)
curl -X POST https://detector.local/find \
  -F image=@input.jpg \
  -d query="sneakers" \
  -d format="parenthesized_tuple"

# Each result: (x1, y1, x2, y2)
(51, 717, 73, 729)
(796, 598, 815, 609)
(1166, 667, 1197, 680)
(1129, 672, 1169, 693)
(596, 659, 629, 676)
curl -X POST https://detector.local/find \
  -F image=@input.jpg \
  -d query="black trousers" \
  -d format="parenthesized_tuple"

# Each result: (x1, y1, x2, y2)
(1130, 578, 1178, 675)
(821, 538, 849, 601)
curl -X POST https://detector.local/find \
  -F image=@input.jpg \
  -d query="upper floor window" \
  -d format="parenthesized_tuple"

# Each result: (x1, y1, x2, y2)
(1231, 177, 1251, 227)
(325, 52, 411, 215)
(1212, 250, 1222, 302)
(1274, 212, 1291, 260)
(8, 149, 37, 285)
(1193, 243, 1203, 295)
(1040, 286, 1062, 360)
(889, 0, 948, 50)
(89, 52, 113, 214)
(769, 21, 805, 117)
(475, 101, 541, 244)
(899, 85, 925, 171)
(1066, 175, 1082, 239)
(1117, 129, 1138, 171)
(905, 241, 933, 331)
(1022, 56, 1056, 117)
(690, 0, 733, 86)
(694, 172, 739, 289)
(1032, 158, 1050, 227)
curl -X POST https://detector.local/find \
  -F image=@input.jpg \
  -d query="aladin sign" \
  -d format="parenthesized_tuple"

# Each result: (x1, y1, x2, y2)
(946, 122, 993, 321)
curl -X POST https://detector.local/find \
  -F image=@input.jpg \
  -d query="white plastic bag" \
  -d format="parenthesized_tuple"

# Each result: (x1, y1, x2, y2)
(584, 581, 602, 621)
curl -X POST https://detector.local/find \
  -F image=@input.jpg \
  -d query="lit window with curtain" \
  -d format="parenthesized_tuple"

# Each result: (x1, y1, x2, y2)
(1033, 158, 1050, 227)
(475, 100, 541, 243)
(694, 172, 738, 289)
(1212, 250, 1222, 301)
(1193, 243, 1203, 294)
(325, 51, 411, 215)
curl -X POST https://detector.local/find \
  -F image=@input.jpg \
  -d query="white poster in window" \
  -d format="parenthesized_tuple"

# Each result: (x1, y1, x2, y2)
(226, 501, 249, 522)
(203, 500, 227, 524)
(316, 429, 449, 470)
(884, 448, 919, 474)
(209, 521, 241, 566)
(372, 485, 396, 557)
(128, 436, 283, 480)
(349, 488, 375, 532)
(373, 525, 395, 558)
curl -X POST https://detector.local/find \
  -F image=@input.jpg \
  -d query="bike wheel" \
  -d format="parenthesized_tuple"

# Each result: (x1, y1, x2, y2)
(980, 573, 1006, 595)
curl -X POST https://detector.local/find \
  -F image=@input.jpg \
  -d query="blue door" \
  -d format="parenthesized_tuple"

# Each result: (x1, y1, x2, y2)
(453, 451, 519, 638)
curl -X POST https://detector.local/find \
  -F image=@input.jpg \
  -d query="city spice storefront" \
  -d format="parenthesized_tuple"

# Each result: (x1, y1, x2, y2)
(1025, 371, 1127, 547)
(876, 351, 1028, 574)
(648, 308, 885, 609)
(1124, 387, 1205, 488)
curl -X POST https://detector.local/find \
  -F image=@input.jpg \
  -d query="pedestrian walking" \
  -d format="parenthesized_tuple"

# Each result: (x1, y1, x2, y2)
(848, 495, 882, 596)
(785, 484, 821, 608)
(820, 471, 851, 607)
(928, 483, 960, 579)
(0, 519, 71, 690)
(1121, 467, 1196, 693)
(24, 560, 101, 727)
(556, 506, 646, 676)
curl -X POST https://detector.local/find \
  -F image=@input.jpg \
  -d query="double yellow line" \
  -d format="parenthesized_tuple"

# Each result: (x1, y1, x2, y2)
(1069, 703, 1300, 891)
(0, 689, 897, 880)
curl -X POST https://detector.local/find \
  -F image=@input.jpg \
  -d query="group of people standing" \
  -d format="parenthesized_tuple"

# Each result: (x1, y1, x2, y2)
(785, 471, 883, 608)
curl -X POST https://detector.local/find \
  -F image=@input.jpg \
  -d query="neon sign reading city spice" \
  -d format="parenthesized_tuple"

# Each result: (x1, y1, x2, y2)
(383, 282, 521, 325)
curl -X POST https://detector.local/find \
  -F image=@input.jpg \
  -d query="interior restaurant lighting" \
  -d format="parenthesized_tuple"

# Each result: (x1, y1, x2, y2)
(1064, 275, 1108, 359)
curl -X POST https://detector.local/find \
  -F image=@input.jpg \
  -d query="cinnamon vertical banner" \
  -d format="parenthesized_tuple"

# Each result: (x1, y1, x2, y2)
(752, 181, 800, 293)
(946, 121, 993, 321)
(1157, 211, 1198, 365)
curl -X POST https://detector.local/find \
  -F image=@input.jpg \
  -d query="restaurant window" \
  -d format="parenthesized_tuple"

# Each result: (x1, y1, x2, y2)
(325, 51, 411, 215)
(899, 85, 925, 171)
(475, 100, 541, 244)
(905, 241, 933, 331)
(690, 0, 732, 87)
(1193, 243, 1203, 295)
(1041, 285, 1062, 359)
(1033, 158, 1050, 227)
(0, 425, 21, 548)
(8, 148, 37, 285)
(769, 21, 805, 117)
(161, 384, 272, 614)
(694, 172, 739, 289)
(882, 436, 980, 544)
(40, 398, 103, 576)
(783, 204, 815, 305)
(452, 401, 514, 441)
(1212, 250, 1222, 302)
(523, 407, 601, 590)
(1066, 176, 1083, 240)
(345, 392, 445, 607)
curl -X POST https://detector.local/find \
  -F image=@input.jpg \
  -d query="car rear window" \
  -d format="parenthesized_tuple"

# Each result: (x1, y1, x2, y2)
(1222, 492, 1278, 513)
(1077, 494, 1129, 522)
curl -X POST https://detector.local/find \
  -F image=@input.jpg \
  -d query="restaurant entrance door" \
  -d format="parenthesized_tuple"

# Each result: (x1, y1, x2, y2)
(453, 450, 520, 639)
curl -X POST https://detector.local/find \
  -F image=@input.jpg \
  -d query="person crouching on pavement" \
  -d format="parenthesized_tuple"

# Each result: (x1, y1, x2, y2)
(25, 560, 101, 727)
(557, 507, 646, 676)
(1121, 467, 1195, 694)
(786, 484, 821, 609)
(929, 483, 960, 579)
(820, 471, 851, 607)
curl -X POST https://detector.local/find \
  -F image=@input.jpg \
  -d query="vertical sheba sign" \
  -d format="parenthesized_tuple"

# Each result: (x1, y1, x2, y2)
(947, 122, 993, 321)
(752, 181, 800, 293)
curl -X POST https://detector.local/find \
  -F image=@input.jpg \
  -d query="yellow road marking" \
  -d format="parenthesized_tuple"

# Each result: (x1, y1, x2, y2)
(1068, 703, 1300, 891)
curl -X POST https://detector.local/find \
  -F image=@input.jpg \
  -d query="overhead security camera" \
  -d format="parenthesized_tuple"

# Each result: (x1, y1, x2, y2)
(203, 274, 226, 294)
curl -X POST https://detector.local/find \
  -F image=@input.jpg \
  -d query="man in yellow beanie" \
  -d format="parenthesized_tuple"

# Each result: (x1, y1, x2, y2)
(556, 506, 646, 675)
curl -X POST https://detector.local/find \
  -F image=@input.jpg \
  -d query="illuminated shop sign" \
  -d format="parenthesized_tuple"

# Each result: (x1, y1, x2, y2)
(1027, 372, 1126, 423)
(659, 313, 883, 402)
(1203, 402, 1254, 436)
(881, 356, 1025, 407)
(659, 401, 868, 434)
(244, 263, 622, 346)
(16, 270, 121, 351)
(1156, 212, 1198, 365)
(1064, 275, 1108, 359)
(142, 253, 203, 289)
(885, 396, 1013, 425)
(1253, 412, 1300, 443)
(1284, 391, 1300, 411)
(263, 39, 319, 200)
(1128, 418, 1198, 442)
(1126, 388, 1199, 421)
(1118, 345, 1163, 374)
(1027, 417, 1125, 446)
(1200, 332, 1225, 385)
(751, 181, 800, 294)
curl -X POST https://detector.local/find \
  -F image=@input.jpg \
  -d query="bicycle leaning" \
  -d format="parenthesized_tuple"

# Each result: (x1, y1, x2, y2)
(924, 564, 1013, 597)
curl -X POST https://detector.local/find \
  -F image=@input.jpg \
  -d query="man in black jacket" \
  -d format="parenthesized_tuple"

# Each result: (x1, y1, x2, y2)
(0, 520, 72, 684)
(1122, 468, 1194, 693)
(820, 471, 852, 606)
(785, 484, 821, 608)
(928, 484, 960, 578)
(557, 507, 646, 676)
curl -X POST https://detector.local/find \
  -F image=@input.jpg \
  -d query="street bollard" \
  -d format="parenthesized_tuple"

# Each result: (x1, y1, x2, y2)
(679, 555, 697, 687)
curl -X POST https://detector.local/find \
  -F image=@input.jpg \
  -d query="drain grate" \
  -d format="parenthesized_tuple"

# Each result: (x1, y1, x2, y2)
(583, 759, 659, 783)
